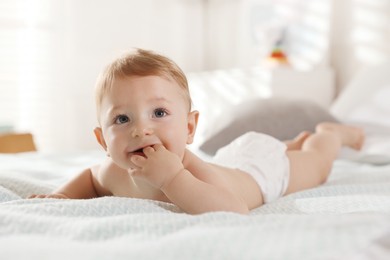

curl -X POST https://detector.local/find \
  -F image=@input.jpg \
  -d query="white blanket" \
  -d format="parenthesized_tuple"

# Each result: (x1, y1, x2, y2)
(1, 150, 390, 260)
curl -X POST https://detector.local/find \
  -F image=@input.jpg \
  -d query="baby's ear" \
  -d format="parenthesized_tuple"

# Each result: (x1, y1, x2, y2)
(186, 110, 199, 144)
(94, 127, 107, 150)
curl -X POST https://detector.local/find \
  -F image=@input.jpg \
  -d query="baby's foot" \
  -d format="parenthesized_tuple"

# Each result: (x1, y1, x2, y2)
(285, 131, 312, 150)
(346, 126, 365, 150)
(317, 122, 365, 150)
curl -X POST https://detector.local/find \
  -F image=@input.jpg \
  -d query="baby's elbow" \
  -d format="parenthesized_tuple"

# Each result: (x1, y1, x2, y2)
(191, 203, 249, 215)
(222, 202, 250, 215)
(240, 207, 250, 214)
(232, 205, 250, 215)
(220, 195, 250, 214)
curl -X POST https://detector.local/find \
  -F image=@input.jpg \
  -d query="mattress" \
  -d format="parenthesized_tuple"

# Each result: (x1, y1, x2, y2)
(2, 63, 390, 259)
(0, 146, 389, 260)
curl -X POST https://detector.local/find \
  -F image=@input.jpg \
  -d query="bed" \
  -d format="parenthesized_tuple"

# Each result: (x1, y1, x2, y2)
(1, 63, 390, 259)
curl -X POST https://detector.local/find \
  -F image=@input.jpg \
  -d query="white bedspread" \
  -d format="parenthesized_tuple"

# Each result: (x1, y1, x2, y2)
(1, 150, 390, 260)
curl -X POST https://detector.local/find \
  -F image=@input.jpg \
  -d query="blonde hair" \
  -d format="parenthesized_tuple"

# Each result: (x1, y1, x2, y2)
(95, 48, 192, 121)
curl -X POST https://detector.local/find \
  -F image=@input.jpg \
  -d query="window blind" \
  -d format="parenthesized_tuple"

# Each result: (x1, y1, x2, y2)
(0, 1, 20, 129)
(0, 0, 51, 139)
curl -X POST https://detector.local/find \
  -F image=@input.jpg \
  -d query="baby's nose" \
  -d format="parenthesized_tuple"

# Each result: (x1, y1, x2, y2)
(131, 123, 153, 138)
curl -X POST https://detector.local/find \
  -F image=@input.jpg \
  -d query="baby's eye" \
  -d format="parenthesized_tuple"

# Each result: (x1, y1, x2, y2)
(114, 115, 129, 124)
(153, 108, 167, 118)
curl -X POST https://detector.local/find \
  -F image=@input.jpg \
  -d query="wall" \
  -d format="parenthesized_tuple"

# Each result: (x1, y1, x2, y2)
(330, 0, 390, 94)
(45, 0, 205, 152)
(205, 0, 333, 70)
(2, 0, 205, 152)
(206, 0, 390, 93)
(2, 0, 389, 152)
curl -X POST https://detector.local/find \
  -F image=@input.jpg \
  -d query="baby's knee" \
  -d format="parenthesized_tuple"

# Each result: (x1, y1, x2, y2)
(316, 122, 331, 132)
(315, 121, 341, 133)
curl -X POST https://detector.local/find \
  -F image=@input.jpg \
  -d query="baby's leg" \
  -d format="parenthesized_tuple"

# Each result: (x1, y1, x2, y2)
(284, 131, 311, 151)
(285, 122, 364, 195)
(315, 122, 365, 150)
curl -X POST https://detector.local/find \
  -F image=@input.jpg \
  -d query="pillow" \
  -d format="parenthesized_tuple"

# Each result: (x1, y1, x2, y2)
(345, 85, 390, 127)
(199, 97, 339, 155)
(331, 60, 390, 119)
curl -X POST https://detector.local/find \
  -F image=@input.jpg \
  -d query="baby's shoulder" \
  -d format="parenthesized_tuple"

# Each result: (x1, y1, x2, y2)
(91, 158, 127, 178)
(90, 158, 130, 196)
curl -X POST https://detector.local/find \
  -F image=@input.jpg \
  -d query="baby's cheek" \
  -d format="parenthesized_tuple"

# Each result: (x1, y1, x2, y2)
(107, 150, 130, 170)
(107, 136, 125, 155)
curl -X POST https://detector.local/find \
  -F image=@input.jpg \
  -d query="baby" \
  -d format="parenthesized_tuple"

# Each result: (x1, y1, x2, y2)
(29, 49, 365, 214)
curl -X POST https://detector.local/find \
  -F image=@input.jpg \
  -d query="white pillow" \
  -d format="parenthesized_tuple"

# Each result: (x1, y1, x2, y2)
(330, 61, 390, 163)
(345, 85, 390, 127)
(331, 60, 390, 119)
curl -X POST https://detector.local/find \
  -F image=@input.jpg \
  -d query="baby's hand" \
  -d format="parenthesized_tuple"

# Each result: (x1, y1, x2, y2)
(28, 193, 69, 199)
(130, 144, 184, 189)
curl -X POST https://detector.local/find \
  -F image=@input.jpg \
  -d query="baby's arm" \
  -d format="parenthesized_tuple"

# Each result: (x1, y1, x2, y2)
(131, 145, 249, 214)
(29, 167, 99, 199)
(161, 168, 249, 214)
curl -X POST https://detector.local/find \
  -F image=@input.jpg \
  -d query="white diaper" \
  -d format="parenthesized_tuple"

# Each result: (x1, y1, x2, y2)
(213, 132, 290, 203)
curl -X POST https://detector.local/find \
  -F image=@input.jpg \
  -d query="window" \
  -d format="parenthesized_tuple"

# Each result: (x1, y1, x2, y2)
(0, 0, 52, 145)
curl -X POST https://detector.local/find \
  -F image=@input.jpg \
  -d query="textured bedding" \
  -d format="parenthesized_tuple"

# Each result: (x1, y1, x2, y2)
(1, 149, 390, 260)
(2, 62, 390, 260)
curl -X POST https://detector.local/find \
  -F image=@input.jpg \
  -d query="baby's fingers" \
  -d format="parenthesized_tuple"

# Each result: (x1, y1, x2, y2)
(142, 146, 155, 156)
(153, 144, 166, 151)
(130, 154, 147, 167)
(28, 194, 48, 199)
(28, 194, 68, 199)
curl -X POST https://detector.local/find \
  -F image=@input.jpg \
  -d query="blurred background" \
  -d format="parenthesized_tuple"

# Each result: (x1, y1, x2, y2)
(0, 0, 389, 152)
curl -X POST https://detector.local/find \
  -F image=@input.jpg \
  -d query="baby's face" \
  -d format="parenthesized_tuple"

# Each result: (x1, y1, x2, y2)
(97, 75, 194, 169)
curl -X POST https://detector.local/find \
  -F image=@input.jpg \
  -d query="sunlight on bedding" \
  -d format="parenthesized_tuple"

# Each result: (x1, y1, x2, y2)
(294, 195, 390, 214)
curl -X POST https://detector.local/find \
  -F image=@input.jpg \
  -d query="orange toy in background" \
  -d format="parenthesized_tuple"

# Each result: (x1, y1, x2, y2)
(267, 46, 290, 66)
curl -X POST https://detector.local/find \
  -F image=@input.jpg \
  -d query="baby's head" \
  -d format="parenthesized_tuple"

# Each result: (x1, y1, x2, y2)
(95, 48, 192, 122)
(93, 49, 198, 169)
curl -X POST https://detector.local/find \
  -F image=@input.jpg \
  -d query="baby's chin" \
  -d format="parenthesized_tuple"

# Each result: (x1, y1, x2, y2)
(113, 156, 137, 171)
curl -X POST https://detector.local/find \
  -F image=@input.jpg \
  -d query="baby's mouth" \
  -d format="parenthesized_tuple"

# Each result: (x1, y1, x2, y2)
(131, 147, 147, 157)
